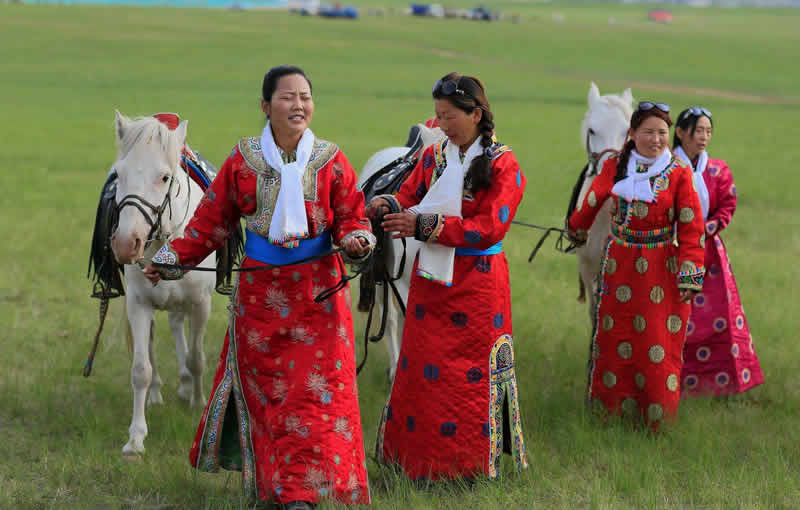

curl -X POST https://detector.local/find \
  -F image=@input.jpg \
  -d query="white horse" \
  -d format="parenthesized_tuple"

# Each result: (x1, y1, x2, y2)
(109, 112, 214, 455)
(357, 124, 443, 380)
(574, 83, 633, 325)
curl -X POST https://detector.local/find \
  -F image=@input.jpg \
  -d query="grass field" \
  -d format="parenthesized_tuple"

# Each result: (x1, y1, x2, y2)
(1, 1, 799, 508)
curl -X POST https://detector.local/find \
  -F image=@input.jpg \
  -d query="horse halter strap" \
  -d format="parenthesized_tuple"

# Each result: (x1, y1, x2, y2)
(584, 129, 617, 177)
(115, 169, 187, 245)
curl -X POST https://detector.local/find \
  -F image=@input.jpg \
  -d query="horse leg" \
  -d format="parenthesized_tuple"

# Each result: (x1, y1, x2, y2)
(147, 319, 164, 406)
(168, 310, 192, 404)
(123, 302, 154, 455)
(187, 297, 210, 408)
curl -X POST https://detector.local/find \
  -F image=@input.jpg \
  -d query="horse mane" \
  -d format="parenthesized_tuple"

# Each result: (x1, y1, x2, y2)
(117, 116, 182, 171)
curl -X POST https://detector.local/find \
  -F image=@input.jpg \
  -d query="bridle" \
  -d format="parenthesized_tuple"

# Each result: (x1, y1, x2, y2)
(115, 166, 192, 248)
(585, 128, 618, 178)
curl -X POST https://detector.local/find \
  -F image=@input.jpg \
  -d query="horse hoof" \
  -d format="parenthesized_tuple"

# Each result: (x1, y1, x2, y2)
(147, 391, 164, 406)
(122, 442, 145, 458)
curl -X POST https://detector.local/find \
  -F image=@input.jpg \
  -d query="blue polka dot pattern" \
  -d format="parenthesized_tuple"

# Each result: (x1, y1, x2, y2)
(423, 153, 435, 168)
(498, 205, 510, 223)
(450, 312, 468, 327)
(482, 421, 490, 437)
(401, 355, 407, 371)
(493, 313, 504, 329)
(415, 304, 425, 320)
(440, 422, 457, 437)
(516, 169, 522, 187)
(423, 364, 440, 380)
(466, 367, 483, 383)
(465, 230, 481, 244)
(406, 416, 416, 432)
(475, 256, 491, 273)
(415, 182, 427, 200)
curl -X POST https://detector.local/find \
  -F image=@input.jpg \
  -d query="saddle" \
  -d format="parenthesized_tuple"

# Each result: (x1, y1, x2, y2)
(360, 125, 425, 205)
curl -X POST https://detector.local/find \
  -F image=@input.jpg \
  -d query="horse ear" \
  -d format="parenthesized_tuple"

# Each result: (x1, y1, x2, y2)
(622, 88, 634, 105)
(115, 110, 129, 141)
(175, 120, 188, 146)
(588, 82, 601, 105)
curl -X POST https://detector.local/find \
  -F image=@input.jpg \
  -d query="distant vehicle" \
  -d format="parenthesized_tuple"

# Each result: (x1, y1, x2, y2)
(468, 5, 499, 21)
(319, 3, 359, 18)
(410, 3, 444, 17)
(648, 9, 673, 23)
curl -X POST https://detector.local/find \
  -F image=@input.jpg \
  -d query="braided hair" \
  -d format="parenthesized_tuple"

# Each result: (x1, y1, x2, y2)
(614, 106, 673, 183)
(432, 72, 495, 192)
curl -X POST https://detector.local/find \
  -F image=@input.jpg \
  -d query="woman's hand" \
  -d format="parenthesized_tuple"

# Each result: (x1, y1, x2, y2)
(142, 264, 162, 286)
(365, 197, 390, 220)
(678, 288, 697, 303)
(382, 212, 417, 239)
(343, 235, 370, 258)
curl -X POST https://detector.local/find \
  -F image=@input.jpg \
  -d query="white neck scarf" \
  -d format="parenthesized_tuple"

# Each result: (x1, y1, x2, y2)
(260, 122, 315, 247)
(674, 145, 710, 221)
(412, 136, 484, 286)
(610, 147, 672, 203)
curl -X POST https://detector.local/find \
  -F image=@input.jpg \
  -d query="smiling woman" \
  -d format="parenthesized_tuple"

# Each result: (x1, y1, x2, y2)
(143, 65, 375, 510)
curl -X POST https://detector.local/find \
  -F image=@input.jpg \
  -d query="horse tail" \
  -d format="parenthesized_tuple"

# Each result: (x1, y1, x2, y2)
(577, 273, 586, 303)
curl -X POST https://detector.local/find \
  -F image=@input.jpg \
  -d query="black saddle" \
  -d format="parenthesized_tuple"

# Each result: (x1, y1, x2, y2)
(360, 125, 425, 204)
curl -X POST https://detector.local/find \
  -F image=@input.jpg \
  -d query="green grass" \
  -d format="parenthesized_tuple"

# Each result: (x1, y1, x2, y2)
(1, 1, 799, 508)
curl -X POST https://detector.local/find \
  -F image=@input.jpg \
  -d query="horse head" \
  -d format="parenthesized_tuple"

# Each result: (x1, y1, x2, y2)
(581, 82, 633, 168)
(110, 111, 188, 264)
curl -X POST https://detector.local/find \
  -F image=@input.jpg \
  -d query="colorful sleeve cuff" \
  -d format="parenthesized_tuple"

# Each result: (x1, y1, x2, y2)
(374, 194, 402, 215)
(705, 219, 720, 237)
(152, 243, 184, 280)
(677, 268, 705, 291)
(415, 213, 444, 243)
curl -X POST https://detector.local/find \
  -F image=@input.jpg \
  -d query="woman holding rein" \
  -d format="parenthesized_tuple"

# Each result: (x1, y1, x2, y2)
(144, 65, 374, 509)
(367, 72, 529, 481)
(673, 107, 764, 397)
(568, 101, 705, 431)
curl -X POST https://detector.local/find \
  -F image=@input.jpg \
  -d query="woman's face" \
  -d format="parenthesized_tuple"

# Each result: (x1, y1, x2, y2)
(630, 115, 670, 159)
(676, 115, 713, 158)
(262, 74, 314, 139)
(434, 98, 481, 149)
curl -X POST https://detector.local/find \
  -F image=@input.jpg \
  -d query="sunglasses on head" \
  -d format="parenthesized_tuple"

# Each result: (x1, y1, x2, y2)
(432, 78, 466, 97)
(638, 101, 670, 113)
(680, 106, 712, 120)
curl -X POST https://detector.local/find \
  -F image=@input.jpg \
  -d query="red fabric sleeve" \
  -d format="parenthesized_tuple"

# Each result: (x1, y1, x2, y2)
(393, 152, 430, 210)
(434, 152, 526, 249)
(706, 160, 737, 236)
(170, 147, 242, 267)
(568, 158, 615, 234)
(330, 151, 373, 244)
(674, 165, 707, 290)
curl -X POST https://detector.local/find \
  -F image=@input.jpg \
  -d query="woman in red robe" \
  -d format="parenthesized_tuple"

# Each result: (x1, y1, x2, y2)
(145, 66, 374, 509)
(367, 73, 528, 480)
(568, 102, 705, 431)
(672, 107, 764, 397)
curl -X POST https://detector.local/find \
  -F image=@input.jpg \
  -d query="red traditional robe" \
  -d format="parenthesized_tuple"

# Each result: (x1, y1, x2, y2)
(158, 136, 373, 505)
(681, 158, 764, 396)
(569, 155, 705, 429)
(376, 139, 529, 480)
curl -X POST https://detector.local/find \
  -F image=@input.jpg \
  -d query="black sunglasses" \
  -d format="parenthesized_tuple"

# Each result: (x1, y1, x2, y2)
(638, 101, 671, 113)
(432, 78, 466, 97)
(680, 106, 712, 120)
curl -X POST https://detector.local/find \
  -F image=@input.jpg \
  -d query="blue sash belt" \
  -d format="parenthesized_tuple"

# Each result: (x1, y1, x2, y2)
(245, 230, 332, 265)
(455, 241, 502, 256)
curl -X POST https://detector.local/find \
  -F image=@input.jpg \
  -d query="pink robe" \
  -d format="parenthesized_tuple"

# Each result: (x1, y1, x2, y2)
(680, 158, 764, 397)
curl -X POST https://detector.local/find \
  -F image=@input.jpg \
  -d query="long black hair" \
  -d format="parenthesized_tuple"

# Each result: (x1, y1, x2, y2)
(432, 72, 495, 193)
(673, 107, 713, 149)
(615, 106, 673, 183)
(262, 65, 313, 114)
